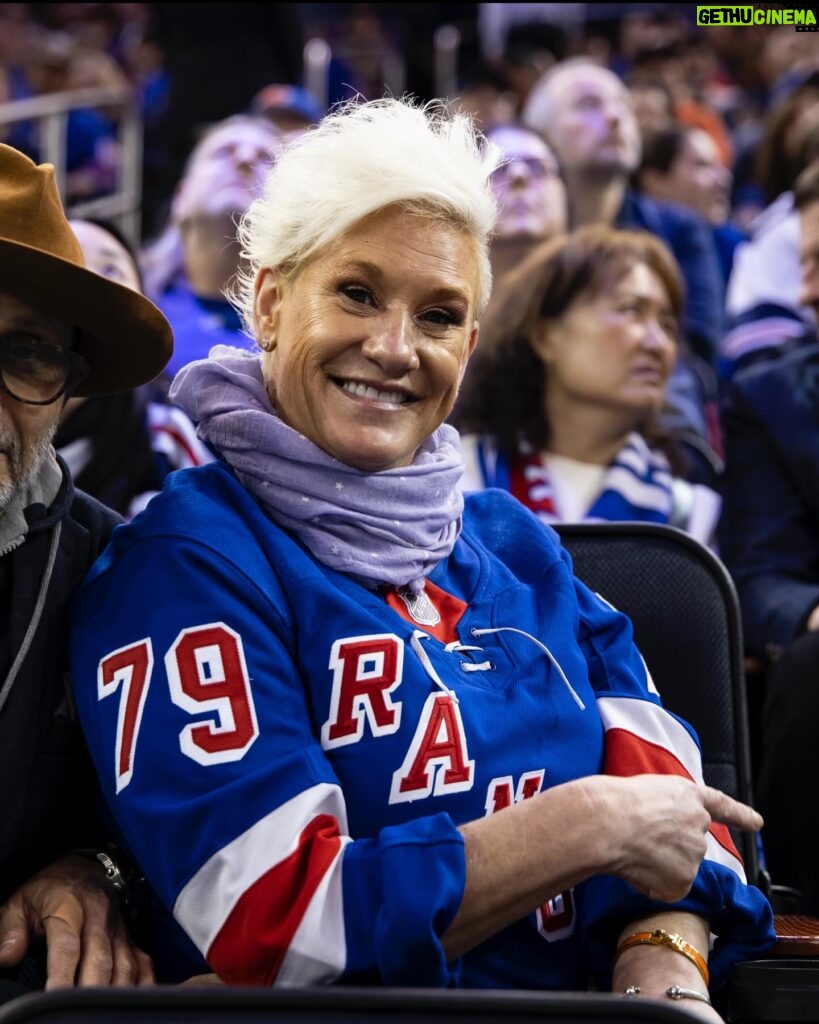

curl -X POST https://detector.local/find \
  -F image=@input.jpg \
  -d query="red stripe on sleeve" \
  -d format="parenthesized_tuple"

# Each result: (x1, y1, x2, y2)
(206, 814, 343, 985)
(605, 727, 742, 863)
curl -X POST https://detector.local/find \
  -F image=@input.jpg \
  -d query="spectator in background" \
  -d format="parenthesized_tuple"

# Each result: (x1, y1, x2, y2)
(479, 4, 577, 66)
(523, 59, 724, 478)
(722, 73, 819, 376)
(145, 3, 301, 230)
(450, 60, 515, 134)
(719, 160, 819, 913)
(628, 78, 676, 140)
(615, 7, 689, 79)
(455, 226, 720, 544)
(487, 123, 568, 284)
(760, 26, 819, 109)
(523, 59, 724, 366)
(628, 41, 734, 171)
(0, 9, 47, 153)
(250, 83, 323, 138)
(58, 219, 212, 519)
(141, 115, 282, 377)
(14, 29, 122, 202)
(636, 126, 743, 287)
(499, 20, 569, 117)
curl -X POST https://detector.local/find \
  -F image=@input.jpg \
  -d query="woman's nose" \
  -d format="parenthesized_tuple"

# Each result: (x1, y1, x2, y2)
(641, 319, 673, 355)
(362, 312, 420, 372)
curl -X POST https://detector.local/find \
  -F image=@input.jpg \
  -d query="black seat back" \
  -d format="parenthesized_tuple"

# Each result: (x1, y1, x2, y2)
(555, 522, 758, 881)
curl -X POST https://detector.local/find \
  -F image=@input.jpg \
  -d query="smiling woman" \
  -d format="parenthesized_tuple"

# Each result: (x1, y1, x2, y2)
(69, 98, 772, 1011)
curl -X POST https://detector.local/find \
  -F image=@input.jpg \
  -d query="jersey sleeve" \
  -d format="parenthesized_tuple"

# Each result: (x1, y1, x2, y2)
(565, 560, 774, 988)
(69, 534, 465, 987)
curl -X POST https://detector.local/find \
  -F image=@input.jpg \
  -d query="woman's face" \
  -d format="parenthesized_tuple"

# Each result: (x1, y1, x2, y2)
(490, 126, 567, 240)
(537, 262, 677, 420)
(254, 206, 480, 472)
(668, 130, 731, 226)
(69, 220, 141, 292)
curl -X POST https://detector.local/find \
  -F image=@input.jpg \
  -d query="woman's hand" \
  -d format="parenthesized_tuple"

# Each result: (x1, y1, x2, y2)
(443, 773, 761, 961)
(588, 775, 763, 901)
(0, 856, 154, 988)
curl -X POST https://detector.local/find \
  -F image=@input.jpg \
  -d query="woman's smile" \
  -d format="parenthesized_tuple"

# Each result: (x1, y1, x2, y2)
(333, 376, 415, 407)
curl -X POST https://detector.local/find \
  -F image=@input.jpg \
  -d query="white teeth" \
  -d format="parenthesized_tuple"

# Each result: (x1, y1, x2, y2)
(340, 380, 406, 405)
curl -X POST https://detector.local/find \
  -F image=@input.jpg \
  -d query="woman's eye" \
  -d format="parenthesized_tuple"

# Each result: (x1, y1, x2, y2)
(422, 308, 459, 326)
(340, 285, 374, 306)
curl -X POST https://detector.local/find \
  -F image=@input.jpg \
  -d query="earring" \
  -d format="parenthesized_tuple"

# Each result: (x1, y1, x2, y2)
(259, 336, 275, 353)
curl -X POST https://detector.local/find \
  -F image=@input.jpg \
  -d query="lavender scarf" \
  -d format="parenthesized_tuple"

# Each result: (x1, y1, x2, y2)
(170, 347, 464, 593)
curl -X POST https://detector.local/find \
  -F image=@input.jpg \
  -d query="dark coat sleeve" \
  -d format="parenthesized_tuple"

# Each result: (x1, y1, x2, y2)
(719, 348, 819, 657)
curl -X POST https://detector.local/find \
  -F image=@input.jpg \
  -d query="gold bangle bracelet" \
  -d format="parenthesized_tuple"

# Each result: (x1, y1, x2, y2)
(613, 928, 710, 988)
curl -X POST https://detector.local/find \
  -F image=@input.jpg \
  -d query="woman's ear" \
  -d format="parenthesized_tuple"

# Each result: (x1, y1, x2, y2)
(253, 268, 284, 352)
(467, 321, 479, 360)
(528, 319, 554, 367)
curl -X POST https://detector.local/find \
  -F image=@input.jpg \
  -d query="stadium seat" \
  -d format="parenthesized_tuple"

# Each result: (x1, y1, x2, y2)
(556, 522, 819, 1022)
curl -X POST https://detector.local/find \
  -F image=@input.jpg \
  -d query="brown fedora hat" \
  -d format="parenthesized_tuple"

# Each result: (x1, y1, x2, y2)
(0, 144, 172, 396)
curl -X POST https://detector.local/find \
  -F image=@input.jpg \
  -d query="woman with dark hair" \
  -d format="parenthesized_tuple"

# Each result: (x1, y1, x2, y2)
(636, 125, 742, 286)
(455, 225, 720, 544)
(57, 219, 212, 517)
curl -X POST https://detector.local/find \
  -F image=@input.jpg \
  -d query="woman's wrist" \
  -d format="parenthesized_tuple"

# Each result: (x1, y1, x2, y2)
(614, 928, 709, 987)
(612, 913, 711, 1000)
(613, 940, 709, 997)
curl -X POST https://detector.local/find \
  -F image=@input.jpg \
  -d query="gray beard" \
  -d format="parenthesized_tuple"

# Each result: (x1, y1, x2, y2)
(0, 421, 58, 514)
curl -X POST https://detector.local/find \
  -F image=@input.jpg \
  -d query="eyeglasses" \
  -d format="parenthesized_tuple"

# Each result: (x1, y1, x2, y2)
(491, 157, 560, 182)
(0, 335, 89, 406)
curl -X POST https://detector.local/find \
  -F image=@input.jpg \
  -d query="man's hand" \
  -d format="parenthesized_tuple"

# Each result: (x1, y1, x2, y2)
(0, 856, 154, 988)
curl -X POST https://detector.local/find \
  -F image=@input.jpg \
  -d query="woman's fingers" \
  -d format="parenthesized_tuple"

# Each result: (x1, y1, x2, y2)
(702, 786, 763, 832)
(607, 775, 762, 902)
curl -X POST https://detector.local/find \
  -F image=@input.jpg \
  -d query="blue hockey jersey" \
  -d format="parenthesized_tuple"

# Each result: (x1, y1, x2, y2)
(69, 462, 773, 989)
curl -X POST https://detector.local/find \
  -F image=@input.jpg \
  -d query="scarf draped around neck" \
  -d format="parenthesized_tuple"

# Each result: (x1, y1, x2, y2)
(170, 347, 464, 593)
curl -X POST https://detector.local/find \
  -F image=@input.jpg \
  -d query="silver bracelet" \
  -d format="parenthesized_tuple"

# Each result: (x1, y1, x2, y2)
(666, 985, 711, 1005)
(622, 985, 711, 1006)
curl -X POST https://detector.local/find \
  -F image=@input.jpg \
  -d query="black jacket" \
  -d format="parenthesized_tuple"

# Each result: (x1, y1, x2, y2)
(719, 339, 819, 658)
(0, 459, 120, 903)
